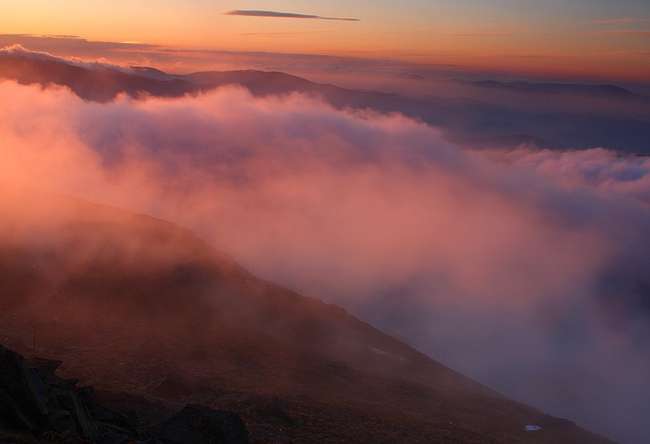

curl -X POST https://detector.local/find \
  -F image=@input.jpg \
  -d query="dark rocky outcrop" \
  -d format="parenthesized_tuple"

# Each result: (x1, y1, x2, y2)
(154, 405, 249, 444)
(0, 344, 249, 444)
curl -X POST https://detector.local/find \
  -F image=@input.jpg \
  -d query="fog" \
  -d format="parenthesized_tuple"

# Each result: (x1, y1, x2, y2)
(1, 79, 649, 442)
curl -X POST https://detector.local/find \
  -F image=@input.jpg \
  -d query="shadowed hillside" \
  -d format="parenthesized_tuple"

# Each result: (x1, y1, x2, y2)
(0, 190, 612, 443)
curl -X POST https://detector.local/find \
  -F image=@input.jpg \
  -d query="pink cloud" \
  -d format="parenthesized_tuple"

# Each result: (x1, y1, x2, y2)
(591, 18, 650, 25)
(1, 80, 649, 442)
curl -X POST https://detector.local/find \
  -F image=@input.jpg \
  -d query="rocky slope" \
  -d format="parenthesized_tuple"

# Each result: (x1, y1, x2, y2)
(0, 343, 249, 444)
(0, 191, 612, 443)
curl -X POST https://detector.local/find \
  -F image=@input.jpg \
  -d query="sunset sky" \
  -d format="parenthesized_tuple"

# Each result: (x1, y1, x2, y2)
(2, 2, 650, 443)
(3, 0, 650, 80)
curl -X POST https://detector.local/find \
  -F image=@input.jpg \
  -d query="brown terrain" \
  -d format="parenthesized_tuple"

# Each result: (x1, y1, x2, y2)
(0, 189, 612, 443)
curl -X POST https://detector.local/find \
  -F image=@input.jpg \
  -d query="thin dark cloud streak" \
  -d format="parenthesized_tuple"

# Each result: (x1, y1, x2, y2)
(451, 32, 513, 37)
(225, 10, 360, 22)
(596, 29, 650, 37)
(240, 31, 328, 37)
(591, 18, 650, 25)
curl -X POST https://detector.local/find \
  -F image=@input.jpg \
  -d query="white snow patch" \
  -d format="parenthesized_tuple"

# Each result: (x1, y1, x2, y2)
(525, 425, 542, 432)
(369, 347, 407, 362)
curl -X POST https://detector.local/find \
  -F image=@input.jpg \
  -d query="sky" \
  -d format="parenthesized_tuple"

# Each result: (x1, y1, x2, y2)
(2, 0, 650, 80)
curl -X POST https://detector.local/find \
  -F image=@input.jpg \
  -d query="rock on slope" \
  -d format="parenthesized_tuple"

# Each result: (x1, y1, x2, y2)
(0, 343, 249, 444)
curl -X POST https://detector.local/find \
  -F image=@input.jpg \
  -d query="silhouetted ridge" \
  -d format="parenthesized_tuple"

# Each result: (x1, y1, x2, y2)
(472, 80, 639, 99)
(1, 47, 649, 153)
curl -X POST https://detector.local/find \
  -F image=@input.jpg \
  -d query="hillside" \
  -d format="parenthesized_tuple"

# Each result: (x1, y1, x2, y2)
(0, 190, 611, 443)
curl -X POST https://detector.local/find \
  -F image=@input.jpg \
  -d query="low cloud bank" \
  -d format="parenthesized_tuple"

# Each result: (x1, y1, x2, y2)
(0, 44, 145, 75)
(1, 80, 649, 442)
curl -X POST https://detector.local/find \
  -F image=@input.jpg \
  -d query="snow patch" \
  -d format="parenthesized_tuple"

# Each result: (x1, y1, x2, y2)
(369, 347, 406, 362)
(525, 425, 542, 432)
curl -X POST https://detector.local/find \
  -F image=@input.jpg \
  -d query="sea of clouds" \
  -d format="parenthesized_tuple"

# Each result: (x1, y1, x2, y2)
(1, 79, 649, 442)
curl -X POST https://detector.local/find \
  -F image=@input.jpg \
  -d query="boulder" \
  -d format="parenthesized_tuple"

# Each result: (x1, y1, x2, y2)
(0, 344, 249, 444)
(155, 405, 249, 444)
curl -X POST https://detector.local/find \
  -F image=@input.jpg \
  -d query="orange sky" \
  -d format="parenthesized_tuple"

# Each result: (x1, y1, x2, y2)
(2, 0, 649, 81)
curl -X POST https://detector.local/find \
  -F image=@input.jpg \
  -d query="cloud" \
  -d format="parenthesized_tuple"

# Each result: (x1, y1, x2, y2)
(450, 32, 513, 37)
(0, 44, 143, 74)
(0, 34, 155, 58)
(240, 31, 328, 37)
(496, 147, 650, 204)
(591, 18, 650, 25)
(225, 10, 360, 22)
(0, 80, 649, 443)
(596, 30, 650, 37)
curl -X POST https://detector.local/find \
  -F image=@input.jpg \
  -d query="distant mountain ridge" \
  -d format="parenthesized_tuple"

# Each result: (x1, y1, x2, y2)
(1, 46, 649, 153)
(471, 80, 643, 99)
(0, 46, 352, 101)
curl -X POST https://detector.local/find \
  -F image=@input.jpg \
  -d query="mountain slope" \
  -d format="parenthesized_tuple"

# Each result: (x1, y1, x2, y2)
(0, 190, 611, 443)
(2, 46, 649, 154)
(470, 80, 642, 100)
